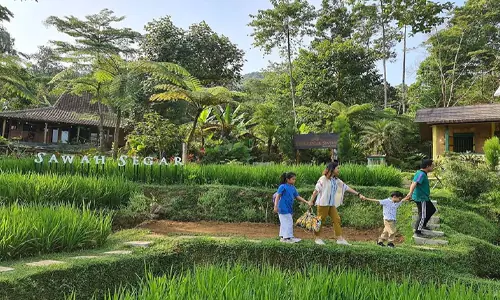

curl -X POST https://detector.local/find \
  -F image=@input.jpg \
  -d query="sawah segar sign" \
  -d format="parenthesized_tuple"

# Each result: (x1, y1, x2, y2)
(293, 133, 339, 150)
(34, 153, 183, 166)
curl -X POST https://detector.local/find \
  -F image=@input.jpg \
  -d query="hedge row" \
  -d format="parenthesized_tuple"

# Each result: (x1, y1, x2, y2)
(138, 185, 412, 230)
(1, 238, 499, 300)
(0, 158, 403, 187)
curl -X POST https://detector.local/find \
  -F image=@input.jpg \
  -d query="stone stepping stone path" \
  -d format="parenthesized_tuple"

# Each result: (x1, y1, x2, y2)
(70, 256, 100, 260)
(103, 250, 132, 255)
(124, 241, 153, 248)
(412, 200, 448, 246)
(26, 260, 65, 267)
(0, 266, 14, 273)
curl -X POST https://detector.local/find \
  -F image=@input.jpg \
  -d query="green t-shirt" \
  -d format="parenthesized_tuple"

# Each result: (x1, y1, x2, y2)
(412, 170, 430, 202)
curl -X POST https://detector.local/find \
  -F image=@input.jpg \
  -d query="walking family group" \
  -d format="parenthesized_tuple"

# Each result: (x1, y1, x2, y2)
(273, 160, 436, 247)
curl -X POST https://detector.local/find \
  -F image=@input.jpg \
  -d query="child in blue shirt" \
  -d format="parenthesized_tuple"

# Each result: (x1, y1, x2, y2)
(273, 172, 312, 243)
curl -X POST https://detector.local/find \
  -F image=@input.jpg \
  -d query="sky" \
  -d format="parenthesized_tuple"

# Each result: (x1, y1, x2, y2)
(4, 0, 465, 85)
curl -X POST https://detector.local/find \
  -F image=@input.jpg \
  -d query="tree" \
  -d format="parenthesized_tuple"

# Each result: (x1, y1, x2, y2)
(295, 38, 381, 106)
(205, 104, 250, 141)
(392, 0, 452, 112)
(145, 62, 236, 161)
(249, 0, 316, 126)
(0, 55, 35, 104)
(253, 102, 280, 156)
(45, 9, 141, 152)
(410, 0, 500, 108)
(0, 5, 15, 55)
(141, 17, 244, 86)
(332, 114, 353, 162)
(361, 119, 396, 155)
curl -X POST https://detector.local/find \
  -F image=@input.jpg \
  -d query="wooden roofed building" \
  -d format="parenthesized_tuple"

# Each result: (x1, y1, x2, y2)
(415, 104, 500, 159)
(0, 93, 125, 148)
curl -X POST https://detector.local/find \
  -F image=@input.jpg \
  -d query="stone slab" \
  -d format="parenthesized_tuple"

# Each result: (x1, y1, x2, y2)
(412, 222, 440, 230)
(70, 256, 99, 259)
(413, 236, 448, 246)
(124, 241, 153, 248)
(0, 266, 14, 273)
(412, 246, 438, 251)
(26, 260, 65, 267)
(412, 215, 440, 224)
(103, 250, 132, 255)
(417, 229, 445, 237)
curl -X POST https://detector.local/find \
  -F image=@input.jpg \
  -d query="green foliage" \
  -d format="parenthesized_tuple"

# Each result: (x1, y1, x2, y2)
(0, 203, 111, 260)
(141, 17, 244, 86)
(441, 206, 500, 244)
(142, 184, 404, 227)
(0, 158, 403, 188)
(442, 159, 497, 200)
(484, 136, 500, 170)
(126, 112, 183, 157)
(333, 114, 353, 162)
(102, 265, 496, 300)
(4, 237, 500, 300)
(0, 173, 139, 208)
(202, 142, 252, 164)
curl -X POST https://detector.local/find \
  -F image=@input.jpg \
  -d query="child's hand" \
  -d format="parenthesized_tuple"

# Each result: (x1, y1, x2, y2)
(273, 206, 278, 214)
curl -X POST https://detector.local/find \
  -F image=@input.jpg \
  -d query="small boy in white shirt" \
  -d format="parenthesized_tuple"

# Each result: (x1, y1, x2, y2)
(362, 191, 407, 248)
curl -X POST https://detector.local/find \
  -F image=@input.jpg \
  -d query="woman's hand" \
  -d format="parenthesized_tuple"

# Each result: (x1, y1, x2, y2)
(307, 200, 313, 207)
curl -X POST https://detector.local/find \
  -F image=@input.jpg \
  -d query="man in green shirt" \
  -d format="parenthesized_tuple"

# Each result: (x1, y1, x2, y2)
(405, 159, 436, 237)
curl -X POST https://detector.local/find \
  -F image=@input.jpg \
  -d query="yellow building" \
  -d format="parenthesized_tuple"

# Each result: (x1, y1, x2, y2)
(415, 104, 500, 159)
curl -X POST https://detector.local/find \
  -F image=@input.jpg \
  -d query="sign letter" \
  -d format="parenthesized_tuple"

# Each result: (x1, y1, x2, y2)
(118, 155, 128, 167)
(34, 153, 46, 164)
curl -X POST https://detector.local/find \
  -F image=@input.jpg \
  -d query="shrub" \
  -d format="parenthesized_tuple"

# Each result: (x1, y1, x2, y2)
(1, 238, 492, 300)
(100, 265, 496, 300)
(484, 136, 500, 171)
(141, 184, 407, 229)
(442, 160, 496, 200)
(202, 141, 252, 164)
(0, 173, 139, 208)
(440, 207, 500, 243)
(0, 203, 112, 260)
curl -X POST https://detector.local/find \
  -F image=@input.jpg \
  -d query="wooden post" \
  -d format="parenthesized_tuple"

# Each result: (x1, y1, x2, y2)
(77, 126, 81, 143)
(445, 126, 449, 153)
(432, 125, 437, 160)
(295, 149, 300, 165)
(1, 119, 6, 138)
(43, 123, 48, 144)
(492, 122, 496, 138)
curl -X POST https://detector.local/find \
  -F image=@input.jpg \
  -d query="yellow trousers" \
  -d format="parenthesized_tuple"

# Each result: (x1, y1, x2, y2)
(378, 220, 396, 243)
(315, 206, 342, 237)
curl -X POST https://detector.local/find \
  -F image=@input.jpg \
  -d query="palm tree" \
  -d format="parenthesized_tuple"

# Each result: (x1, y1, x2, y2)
(145, 63, 235, 161)
(361, 119, 398, 155)
(0, 55, 34, 102)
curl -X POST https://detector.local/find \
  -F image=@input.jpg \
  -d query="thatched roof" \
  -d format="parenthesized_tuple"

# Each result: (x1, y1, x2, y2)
(415, 104, 500, 124)
(0, 94, 120, 128)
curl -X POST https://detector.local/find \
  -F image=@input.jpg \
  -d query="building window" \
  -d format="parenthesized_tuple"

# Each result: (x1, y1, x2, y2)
(453, 133, 474, 153)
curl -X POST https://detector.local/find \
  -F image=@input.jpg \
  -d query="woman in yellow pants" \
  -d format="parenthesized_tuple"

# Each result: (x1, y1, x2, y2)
(310, 162, 365, 246)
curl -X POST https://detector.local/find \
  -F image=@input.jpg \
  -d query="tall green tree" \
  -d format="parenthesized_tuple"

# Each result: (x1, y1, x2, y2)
(295, 38, 381, 106)
(141, 17, 244, 87)
(0, 5, 15, 55)
(249, 0, 316, 126)
(45, 9, 141, 152)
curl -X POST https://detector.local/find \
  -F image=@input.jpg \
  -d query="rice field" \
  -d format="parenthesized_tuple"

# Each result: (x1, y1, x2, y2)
(0, 173, 139, 208)
(0, 203, 112, 260)
(83, 265, 497, 300)
(0, 157, 403, 187)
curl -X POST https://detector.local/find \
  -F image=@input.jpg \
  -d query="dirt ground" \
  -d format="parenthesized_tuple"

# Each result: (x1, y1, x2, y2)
(138, 220, 404, 243)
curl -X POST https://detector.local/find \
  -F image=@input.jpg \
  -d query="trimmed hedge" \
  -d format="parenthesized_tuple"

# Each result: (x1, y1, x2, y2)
(140, 185, 411, 229)
(0, 238, 500, 300)
(1, 238, 498, 300)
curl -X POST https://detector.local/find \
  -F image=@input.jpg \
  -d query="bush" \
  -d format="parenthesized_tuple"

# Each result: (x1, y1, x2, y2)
(101, 265, 496, 300)
(0, 203, 112, 260)
(0, 157, 403, 187)
(442, 160, 496, 200)
(0, 173, 139, 208)
(202, 141, 252, 164)
(1, 238, 492, 300)
(141, 184, 407, 229)
(484, 136, 500, 171)
(440, 207, 500, 243)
